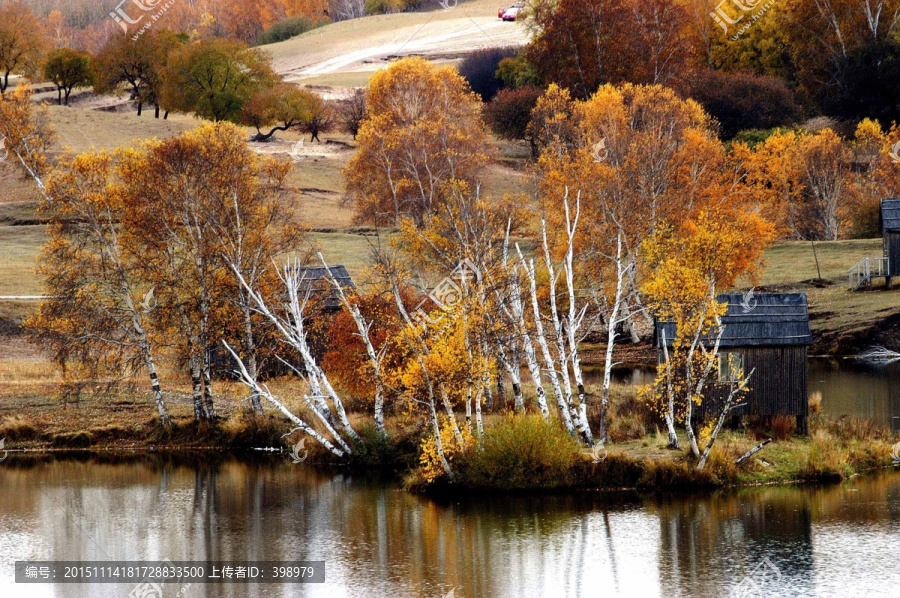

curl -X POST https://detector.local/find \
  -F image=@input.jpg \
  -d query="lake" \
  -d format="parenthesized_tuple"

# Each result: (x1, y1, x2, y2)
(0, 456, 899, 598)
(1, 359, 899, 597)
(586, 358, 900, 433)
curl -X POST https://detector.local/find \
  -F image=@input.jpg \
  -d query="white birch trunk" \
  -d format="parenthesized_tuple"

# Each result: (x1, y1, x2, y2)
(440, 385, 466, 448)
(319, 253, 386, 435)
(223, 342, 347, 457)
(697, 368, 754, 471)
(659, 329, 680, 449)
(508, 263, 550, 419)
(518, 248, 575, 435)
(599, 233, 628, 446)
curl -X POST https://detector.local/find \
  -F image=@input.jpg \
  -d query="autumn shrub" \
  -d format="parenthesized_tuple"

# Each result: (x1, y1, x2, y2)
(253, 17, 315, 46)
(483, 85, 543, 158)
(364, 0, 416, 14)
(803, 429, 850, 480)
(350, 424, 422, 468)
(458, 47, 519, 101)
(458, 415, 580, 490)
(683, 70, 802, 140)
(587, 386, 653, 443)
(818, 414, 888, 443)
(731, 128, 787, 149)
(417, 417, 473, 485)
(0, 415, 39, 440)
(745, 415, 796, 441)
(496, 55, 542, 90)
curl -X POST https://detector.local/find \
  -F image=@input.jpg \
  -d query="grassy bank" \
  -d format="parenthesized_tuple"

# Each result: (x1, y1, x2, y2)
(3, 382, 895, 495)
(407, 413, 897, 494)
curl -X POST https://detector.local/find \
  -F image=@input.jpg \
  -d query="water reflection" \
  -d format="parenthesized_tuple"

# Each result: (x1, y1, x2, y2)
(1, 457, 900, 597)
(584, 360, 900, 433)
(808, 359, 900, 433)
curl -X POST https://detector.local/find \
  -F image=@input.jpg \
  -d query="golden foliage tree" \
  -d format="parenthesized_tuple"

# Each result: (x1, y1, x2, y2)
(344, 57, 494, 226)
(742, 128, 856, 241)
(0, 0, 45, 94)
(642, 210, 773, 457)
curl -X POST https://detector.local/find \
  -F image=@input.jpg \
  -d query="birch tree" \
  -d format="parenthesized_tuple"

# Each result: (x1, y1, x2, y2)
(227, 260, 360, 454)
(642, 211, 771, 459)
(28, 151, 173, 426)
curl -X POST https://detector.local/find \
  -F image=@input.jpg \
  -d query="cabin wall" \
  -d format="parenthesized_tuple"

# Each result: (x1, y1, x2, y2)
(885, 231, 900, 277)
(659, 346, 809, 419)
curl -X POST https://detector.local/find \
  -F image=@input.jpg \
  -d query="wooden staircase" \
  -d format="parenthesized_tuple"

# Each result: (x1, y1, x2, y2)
(848, 257, 889, 290)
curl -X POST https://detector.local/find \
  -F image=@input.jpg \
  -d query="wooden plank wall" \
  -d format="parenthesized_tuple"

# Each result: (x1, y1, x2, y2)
(692, 347, 808, 419)
(886, 231, 900, 277)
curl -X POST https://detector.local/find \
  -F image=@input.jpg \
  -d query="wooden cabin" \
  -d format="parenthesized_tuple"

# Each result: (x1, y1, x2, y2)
(850, 198, 900, 289)
(655, 292, 813, 434)
(883, 198, 900, 288)
(294, 265, 355, 312)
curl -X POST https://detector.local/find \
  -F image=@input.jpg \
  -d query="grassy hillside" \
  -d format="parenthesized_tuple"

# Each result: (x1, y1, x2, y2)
(744, 239, 900, 354)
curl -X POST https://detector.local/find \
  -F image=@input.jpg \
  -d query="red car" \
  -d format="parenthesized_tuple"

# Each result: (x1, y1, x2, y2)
(498, 2, 525, 19)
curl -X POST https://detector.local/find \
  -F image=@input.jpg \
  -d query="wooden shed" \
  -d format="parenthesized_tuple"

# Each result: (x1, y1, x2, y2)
(882, 198, 900, 286)
(293, 265, 356, 311)
(656, 292, 813, 434)
(209, 265, 355, 378)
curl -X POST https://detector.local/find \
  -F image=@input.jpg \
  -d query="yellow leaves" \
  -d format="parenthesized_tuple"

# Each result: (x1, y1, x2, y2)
(744, 127, 857, 240)
(0, 84, 54, 185)
(419, 416, 472, 483)
(642, 210, 773, 326)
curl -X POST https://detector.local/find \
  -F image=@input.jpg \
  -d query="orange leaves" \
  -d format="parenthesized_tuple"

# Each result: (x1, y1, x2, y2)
(742, 127, 856, 240)
(532, 82, 736, 295)
(527, 0, 697, 99)
(344, 57, 494, 226)
(0, 0, 46, 92)
(0, 85, 54, 187)
(642, 210, 773, 323)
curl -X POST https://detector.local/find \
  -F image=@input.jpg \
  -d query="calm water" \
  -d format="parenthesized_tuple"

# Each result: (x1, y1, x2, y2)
(587, 358, 900, 432)
(0, 457, 899, 598)
(1, 360, 898, 597)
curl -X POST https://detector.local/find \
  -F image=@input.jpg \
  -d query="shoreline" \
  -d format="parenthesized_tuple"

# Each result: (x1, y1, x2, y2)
(3, 435, 896, 495)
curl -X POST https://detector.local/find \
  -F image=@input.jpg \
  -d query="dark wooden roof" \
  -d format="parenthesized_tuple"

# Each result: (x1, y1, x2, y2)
(295, 265, 355, 310)
(882, 199, 900, 233)
(656, 292, 812, 349)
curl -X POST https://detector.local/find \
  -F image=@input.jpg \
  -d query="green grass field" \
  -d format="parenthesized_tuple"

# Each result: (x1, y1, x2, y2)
(741, 239, 899, 352)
